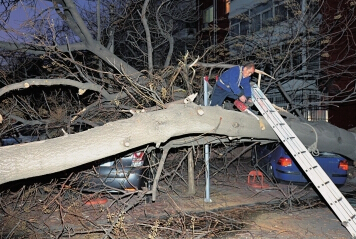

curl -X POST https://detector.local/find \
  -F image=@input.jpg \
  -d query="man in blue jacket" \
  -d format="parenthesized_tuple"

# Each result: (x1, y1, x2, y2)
(210, 63, 255, 108)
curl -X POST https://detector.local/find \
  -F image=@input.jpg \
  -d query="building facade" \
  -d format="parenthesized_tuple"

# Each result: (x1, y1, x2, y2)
(319, 0, 356, 129)
(197, 0, 346, 124)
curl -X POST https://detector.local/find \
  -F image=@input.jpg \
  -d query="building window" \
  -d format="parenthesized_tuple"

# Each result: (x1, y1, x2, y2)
(230, 11, 249, 36)
(275, 3, 287, 22)
(231, 23, 240, 36)
(275, 0, 302, 23)
(273, 95, 288, 105)
(203, 6, 214, 26)
(292, 54, 302, 71)
(308, 46, 320, 70)
(262, 9, 273, 27)
(305, 107, 328, 122)
(251, 15, 261, 32)
(302, 93, 328, 122)
(240, 21, 249, 35)
(230, 0, 307, 36)
(285, 0, 302, 18)
(251, 0, 272, 15)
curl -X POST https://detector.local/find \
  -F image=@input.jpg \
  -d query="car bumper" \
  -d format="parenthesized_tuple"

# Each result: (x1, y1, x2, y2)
(82, 169, 145, 192)
(275, 168, 347, 185)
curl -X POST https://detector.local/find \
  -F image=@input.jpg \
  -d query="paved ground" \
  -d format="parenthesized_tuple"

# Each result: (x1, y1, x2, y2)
(130, 168, 356, 239)
(251, 207, 351, 239)
(2, 158, 356, 238)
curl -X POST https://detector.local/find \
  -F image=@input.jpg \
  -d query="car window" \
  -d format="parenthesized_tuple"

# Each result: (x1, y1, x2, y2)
(317, 152, 342, 158)
(100, 161, 115, 167)
(266, 143, 278, 150)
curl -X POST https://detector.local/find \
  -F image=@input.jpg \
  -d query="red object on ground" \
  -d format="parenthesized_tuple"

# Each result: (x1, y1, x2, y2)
(247, 170, 269, 189)
(84, 197, 108, 205)
(234, 99, 248, 112)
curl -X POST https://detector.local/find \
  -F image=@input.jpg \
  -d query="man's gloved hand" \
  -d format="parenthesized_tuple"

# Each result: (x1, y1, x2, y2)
(246, 98, 254, 107)
(238, 95, 247, 103)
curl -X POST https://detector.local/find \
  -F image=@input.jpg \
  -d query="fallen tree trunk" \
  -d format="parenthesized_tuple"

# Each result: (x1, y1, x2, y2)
(1, 101, 355, 185)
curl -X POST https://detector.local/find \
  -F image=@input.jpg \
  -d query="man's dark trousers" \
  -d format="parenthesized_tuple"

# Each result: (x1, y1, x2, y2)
(210, 85, 243, 106)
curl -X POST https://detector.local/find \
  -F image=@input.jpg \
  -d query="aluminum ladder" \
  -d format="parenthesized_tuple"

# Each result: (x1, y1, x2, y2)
(251, 84, 356, 238)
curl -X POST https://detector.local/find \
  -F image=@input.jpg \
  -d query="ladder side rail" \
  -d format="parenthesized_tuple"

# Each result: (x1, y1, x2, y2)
(258, 110, 353, 204)
(253, 99, 324, 174)
(251, 84, 356, 237)
(250, 85, 342, 184)
(251, 85, 355, 208)
(250, 86, 330, 174)
(251, 89, 340, 186)
(253, 110, 356, 234)
(284, 154, 353, 213)
(257, 106, 356, 224)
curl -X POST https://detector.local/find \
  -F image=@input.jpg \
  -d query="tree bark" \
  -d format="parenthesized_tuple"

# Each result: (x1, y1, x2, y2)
(1, 101, 356, 185)
(187, 147, 196, 195)
(141, 0, 153, 75)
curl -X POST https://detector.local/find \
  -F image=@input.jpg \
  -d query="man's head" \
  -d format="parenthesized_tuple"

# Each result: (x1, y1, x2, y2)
(242, 62, 255, 78)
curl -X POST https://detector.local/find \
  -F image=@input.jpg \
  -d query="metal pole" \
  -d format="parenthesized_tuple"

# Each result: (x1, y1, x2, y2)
(203, 76, 212, 202)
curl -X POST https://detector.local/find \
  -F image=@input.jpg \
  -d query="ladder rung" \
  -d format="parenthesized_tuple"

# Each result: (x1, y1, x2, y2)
(293, 151, 307, 157)
(330, 197, 342, 205)
(305, 165, 319, 172)
(252, 83, 356, 238)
